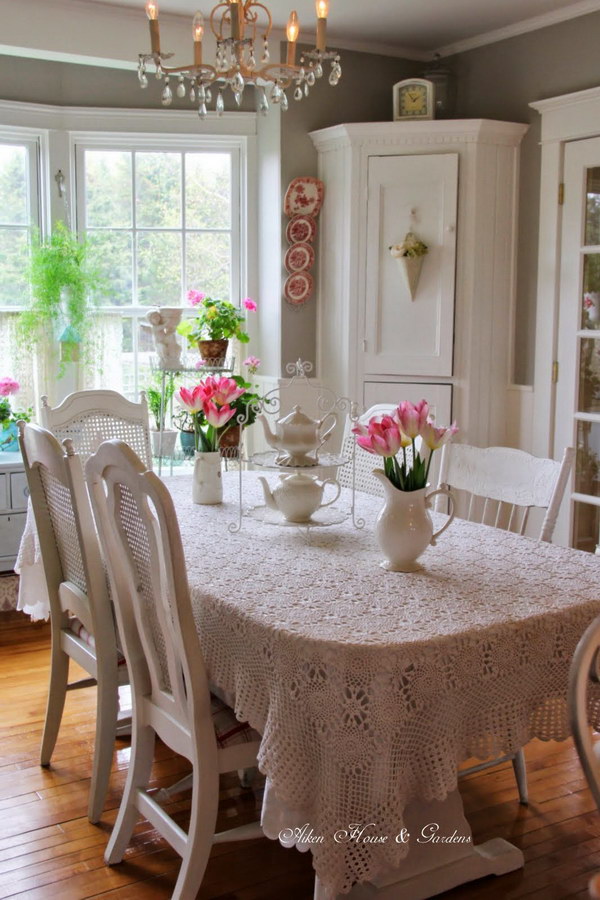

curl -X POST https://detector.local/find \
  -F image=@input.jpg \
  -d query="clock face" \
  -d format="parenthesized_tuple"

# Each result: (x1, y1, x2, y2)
(399, 83, 428, 117)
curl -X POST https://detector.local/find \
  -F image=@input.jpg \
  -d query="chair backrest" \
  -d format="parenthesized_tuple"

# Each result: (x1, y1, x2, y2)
(41, 390, 152, 469)
(338, 404, 415, 496)
(85, 440, 213, 746)
(18, 423, 117, 658)
(436, 443, 575, 541)
(569, 614, 600, 812)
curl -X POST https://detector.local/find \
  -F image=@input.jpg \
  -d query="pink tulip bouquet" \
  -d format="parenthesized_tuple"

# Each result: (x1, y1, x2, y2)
(177, 375, 245, 452)
(352, 400, 457, 492)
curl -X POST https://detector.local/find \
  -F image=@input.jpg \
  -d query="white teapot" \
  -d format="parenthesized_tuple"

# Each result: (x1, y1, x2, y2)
(258, 405, 336, 467)
(258, 473, 341, 523)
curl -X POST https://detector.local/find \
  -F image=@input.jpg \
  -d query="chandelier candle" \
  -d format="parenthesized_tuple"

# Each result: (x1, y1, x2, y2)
(138, 0, 342, 117)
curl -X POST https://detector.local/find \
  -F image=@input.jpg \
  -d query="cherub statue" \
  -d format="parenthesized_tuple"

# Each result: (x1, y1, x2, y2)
(146, 307, 183, 369)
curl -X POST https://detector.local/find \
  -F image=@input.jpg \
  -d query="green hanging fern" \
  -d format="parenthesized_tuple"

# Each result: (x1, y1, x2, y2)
(17, 222, 104, 375)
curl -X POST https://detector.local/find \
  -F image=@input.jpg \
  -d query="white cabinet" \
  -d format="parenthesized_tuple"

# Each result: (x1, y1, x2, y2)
(0, 452, 28, 572)
(310, 120, 528, 446)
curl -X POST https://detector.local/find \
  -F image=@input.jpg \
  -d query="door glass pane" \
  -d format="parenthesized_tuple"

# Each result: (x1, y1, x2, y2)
(578, 338, 600, 413)
(573, 500, 600, 554)
(576, 420, 600, 497)
(583, 255, 600, 330)
(585, 167, 600, 246)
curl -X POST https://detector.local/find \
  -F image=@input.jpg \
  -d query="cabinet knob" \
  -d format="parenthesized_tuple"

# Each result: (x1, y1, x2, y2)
(447, 224, 455, 233)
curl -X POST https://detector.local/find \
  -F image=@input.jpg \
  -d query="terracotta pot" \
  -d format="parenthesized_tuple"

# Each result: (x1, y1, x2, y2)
(198, 338, 229, 365)
(219, 423, 241, 458)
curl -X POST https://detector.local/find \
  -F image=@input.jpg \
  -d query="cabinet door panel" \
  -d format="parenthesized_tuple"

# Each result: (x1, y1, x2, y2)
(364, 154, 457, 377)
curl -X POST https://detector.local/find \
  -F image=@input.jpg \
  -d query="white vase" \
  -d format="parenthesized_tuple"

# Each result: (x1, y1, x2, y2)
(150, 429, 178, 457)
(193, 451, 223, 505)
(372, 471, 455, 572)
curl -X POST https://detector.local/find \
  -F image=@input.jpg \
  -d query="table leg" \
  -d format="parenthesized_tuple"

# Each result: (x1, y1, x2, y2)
(314, 788, 523, 900)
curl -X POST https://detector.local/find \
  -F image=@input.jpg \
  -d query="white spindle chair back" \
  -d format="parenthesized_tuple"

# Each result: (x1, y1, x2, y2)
(18, 422, 126, 823)
(437, 444, 575, 541)
(41, 390, 152, 469)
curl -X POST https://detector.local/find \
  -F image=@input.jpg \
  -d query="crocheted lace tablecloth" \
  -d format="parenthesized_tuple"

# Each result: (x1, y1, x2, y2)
(167, 476, 600, 895)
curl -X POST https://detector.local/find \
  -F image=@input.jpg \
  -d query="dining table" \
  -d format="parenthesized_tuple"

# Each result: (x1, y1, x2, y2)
(162, 470, 600, 900)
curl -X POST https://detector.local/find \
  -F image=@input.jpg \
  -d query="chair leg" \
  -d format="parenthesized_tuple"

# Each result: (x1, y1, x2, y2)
(88, 672, 119, 824)
(171, 769, 219, 900)
(512, 749, 528, 805)
(105, 721, 155, 865)
(40, 642, 70, 766)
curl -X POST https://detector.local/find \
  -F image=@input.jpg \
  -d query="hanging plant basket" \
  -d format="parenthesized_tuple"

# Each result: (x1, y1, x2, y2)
(390, 232, 428, 301)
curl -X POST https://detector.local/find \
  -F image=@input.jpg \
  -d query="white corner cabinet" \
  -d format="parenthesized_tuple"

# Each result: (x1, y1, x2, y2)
(310, 120, 528, 445)
(0, 452, 28, 572)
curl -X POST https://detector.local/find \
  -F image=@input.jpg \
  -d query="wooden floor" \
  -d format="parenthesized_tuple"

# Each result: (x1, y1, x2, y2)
(2, 611, 600, 900)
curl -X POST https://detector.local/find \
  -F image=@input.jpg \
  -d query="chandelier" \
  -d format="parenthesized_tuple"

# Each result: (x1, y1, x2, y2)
(138, 0, 342, 117)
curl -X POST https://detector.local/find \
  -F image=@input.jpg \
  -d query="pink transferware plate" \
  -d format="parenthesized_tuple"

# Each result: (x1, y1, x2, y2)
(286, 214, 317, 245)
(284, 177, 325, 218)
(284, 271, 314, 304)
(284, 242, 315, 273)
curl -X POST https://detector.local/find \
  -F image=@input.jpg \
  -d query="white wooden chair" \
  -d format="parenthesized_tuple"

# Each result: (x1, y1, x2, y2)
(438, 443, 575, 803)
(18, 422, 129, 824)
(41, 390, 152, 469)
(569, 614, 600, 811)
(338, 404, 417, 495)
(85, 440, 262, 900)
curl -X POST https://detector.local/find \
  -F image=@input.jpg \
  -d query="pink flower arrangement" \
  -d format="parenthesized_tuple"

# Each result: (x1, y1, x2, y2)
(177, 375, 245, 452)
(0, 377, 19, 397)
(353, 399, 457, 491)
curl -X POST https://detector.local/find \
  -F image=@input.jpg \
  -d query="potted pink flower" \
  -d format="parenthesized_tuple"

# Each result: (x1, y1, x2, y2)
(0, 378, 33, 452)
(177, 292, 257, 364)
(353, 400, 457, 571)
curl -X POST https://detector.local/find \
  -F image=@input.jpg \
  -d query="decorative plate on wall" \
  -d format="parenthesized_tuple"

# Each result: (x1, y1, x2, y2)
(286, 214, 317, 244)
(284, 241, 315, 273)
(284, 177, 325, 218)
(284, 271, 314, 304)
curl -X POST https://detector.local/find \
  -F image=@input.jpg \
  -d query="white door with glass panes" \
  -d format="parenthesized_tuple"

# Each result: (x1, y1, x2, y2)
(554, 137, 600, 551)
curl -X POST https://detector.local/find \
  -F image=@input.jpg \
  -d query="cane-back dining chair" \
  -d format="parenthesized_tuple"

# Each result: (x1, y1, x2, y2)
(338, 404, 418, 495)
(19, 422, 129, 823)
(85, 440, 262, 900)
(41, 390, 152, 469)
(437, 442, 575, 803)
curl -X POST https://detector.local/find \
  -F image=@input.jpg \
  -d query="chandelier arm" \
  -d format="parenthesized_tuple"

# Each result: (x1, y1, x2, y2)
(243, 1, 272, 38)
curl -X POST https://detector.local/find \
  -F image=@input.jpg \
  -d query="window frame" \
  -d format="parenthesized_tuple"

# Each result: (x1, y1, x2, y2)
(73, 131, 248, 397)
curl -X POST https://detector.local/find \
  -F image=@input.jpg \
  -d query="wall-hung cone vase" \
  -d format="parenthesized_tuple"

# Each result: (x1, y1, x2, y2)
(397, 255, 424, 301)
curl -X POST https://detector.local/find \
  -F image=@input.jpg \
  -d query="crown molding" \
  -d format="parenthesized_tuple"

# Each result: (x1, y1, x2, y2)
(310, 119, 528, 152)
(0, 98, 257, 136)
(530, 84, 600, 143)
(434, 0, 600, 57)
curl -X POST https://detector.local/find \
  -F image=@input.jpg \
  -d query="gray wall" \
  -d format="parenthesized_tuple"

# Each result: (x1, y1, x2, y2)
(449, 11, 600, 384)
(279, 47, 418, 370)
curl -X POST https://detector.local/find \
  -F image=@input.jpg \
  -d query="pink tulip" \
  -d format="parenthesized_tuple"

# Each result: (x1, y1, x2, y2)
(396, 400, 429, 439)
(200, 375, 244, 407)
(203, 400, 236, 429)
(353, 416, 403, 458)
(243, 298, 257, 311)
(0, 377, 19, 397)
(420, 419, 459, 451)
(177, 385, 206, 413)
